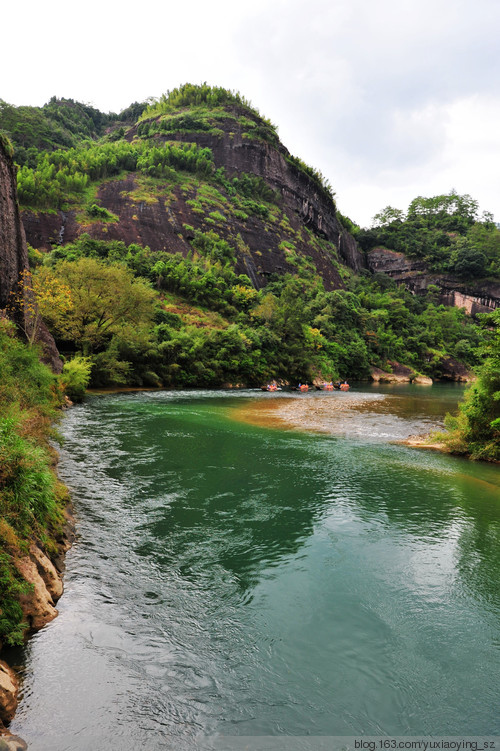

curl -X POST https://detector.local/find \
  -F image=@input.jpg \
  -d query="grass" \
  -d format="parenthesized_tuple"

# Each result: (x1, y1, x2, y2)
(0, 320, 65, 645)
(162, 293, 229, 330)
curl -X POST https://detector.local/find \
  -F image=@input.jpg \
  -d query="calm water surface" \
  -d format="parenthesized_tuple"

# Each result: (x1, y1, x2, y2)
(10, 385, 500, 749)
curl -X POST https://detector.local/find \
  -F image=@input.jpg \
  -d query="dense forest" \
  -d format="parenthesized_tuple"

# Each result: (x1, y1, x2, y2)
(356, 192, 500, 277)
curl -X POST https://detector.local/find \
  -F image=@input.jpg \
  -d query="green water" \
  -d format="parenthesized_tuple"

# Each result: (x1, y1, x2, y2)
(10, 387, 500, 750)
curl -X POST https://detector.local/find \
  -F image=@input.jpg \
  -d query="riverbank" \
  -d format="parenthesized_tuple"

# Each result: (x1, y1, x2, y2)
(0, 321, 76, 741)
(0, 505, 75, 746)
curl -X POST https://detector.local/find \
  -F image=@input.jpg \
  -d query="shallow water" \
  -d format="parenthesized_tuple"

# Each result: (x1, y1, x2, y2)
(9, 385, 500, 749)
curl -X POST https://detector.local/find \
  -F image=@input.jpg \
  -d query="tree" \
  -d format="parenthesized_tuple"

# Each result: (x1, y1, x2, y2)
(443, 310, 500, 461)
(5, 268, 73, 345)
(448, 238, 487, 279)
(38, 258, 156, 355)
(371, 206, 405, 227)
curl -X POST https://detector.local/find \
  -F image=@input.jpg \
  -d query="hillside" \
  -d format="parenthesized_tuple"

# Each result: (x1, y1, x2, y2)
(0, 84, 498, 389)
(358, 193, 500, 312)
(13, 88, 363, 290)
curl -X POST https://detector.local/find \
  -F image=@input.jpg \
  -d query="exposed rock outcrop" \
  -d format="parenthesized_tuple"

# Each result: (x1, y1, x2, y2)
(14, 543, 64, 631)
(0, 732, 27, 751)
(0, 664, 17, 726)
(0, 532, 72, 734)
(21, 111, 365, 290)
(367, 247, 500, 314)
(434, 356, 474, 382)
(370, 360, 433, 384)
(0, 139, 62, 372)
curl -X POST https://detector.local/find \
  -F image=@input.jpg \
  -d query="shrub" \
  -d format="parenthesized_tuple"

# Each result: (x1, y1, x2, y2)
(61, 356, 92, 402)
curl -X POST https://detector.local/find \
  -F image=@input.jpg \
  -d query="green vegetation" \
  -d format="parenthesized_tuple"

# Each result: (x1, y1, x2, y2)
(358, 190, 500, 276)
(16, 140, 215, 209)
(28, 231, 488, 390)
(0, 319, 65, 645)
(0, 130, 14, 158)
(61, 356, 92, 402)
(3, 87, 499, 457)
(136, 84, 280, 148)
(3, 83, 500, 657)
(440, 310, 500, 461)
(0, 96, 147, 167)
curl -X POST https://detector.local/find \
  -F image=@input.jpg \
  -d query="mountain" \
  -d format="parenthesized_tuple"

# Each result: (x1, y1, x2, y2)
(1, 84, 497, 388)
(12, 87, 363, 291)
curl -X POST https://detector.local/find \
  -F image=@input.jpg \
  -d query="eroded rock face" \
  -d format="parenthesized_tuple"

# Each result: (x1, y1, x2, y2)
(0, 663, 18, 726)
(370, 360, 435, 384)
(0, 731, 27, 751)
(0, 516, 74, 732)
(436, 356, 474, 382)
(21, 113, 365, 290)
(0, 140, 62, 372)
(14, 543, 65, 631)
(0, 142, 29, 315)
(367, 247, 500, 314)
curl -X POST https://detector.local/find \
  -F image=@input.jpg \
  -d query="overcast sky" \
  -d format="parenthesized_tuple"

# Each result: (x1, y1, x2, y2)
(2, 0, 499, 226)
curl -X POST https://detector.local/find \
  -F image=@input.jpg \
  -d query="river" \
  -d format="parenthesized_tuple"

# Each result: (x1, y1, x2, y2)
(8, 385, 500, 749)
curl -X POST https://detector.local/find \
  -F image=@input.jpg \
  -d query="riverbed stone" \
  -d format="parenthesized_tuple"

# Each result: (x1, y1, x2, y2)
(413, 375, 433, 385)
(29, 543, 63, 601)
(0, 732, 28, 751)
(0, 662, 18, 726)
(14, 554, 58, 630)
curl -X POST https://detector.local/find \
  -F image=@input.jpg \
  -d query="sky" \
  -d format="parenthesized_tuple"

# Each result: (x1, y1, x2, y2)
(2, 0, 499, 227)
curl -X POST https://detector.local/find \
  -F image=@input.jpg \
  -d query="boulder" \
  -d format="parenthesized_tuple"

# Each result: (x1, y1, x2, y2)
(29, 543, 63, 601)
(14, 553, 58, 631)
(371, 361, 415, 383)
(413, 375, 433, 385)
(0, 662, 18, 726)
(0, 732, 28, 751)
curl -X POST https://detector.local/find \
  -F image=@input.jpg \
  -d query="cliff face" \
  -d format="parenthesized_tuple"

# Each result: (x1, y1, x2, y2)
(156, 120, 365, 272)
(0, 139, 61, 372)
(367, 247, 500, 314)
(0, 140, 29, 312)
(21, 112, 365, 291)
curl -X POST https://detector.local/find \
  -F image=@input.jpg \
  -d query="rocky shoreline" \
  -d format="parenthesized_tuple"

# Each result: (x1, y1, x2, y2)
(0, 508, 75, 748)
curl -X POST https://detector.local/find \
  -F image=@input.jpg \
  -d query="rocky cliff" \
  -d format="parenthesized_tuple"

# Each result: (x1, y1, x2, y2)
(0, 139, 29, 317)
(0, 138, 61, 372)
(20, 108, 365, 291)
(367, 247, 500, 314)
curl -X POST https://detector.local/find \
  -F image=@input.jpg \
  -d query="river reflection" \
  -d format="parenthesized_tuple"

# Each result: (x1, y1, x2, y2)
(10, 387, 500, 750)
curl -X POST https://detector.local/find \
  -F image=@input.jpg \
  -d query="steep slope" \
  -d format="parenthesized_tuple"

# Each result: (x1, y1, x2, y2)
(0, 134, 71, 740)
(16, 90, 364, 292)
(1, 87, 493, 389)
(367, 247, 500, 314)
(0, 135, 61, 371)
(360, 192, 500, 313)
